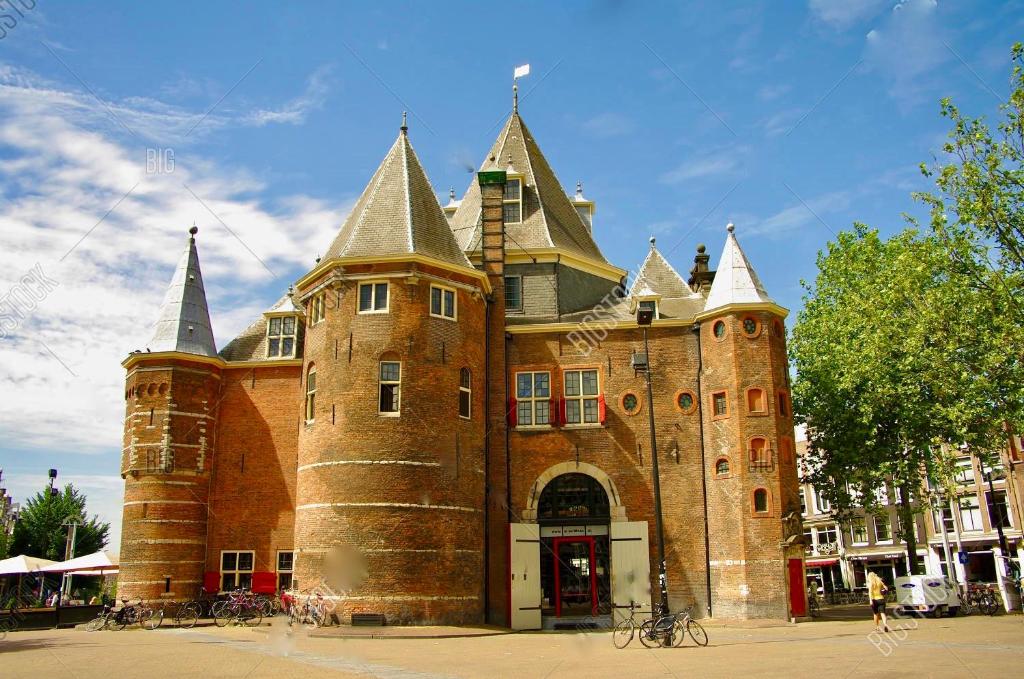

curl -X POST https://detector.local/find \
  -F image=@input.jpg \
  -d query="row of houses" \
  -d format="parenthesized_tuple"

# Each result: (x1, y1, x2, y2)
(799, 434, 1024, 610)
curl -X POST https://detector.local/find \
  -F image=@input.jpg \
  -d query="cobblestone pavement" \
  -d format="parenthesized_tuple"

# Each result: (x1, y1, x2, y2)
(2, 613, 1022, 678)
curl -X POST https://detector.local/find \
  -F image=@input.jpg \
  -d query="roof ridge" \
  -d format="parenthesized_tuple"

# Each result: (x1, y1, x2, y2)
(341, 136, 401, 257)
(401, 135, 413, 253)
(514, 115, 553, 248)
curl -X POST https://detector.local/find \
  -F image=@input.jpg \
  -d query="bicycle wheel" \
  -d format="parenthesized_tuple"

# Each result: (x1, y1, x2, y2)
(214, 604, 234, 627)
(669, 620, 686, 648)
(257, 597, 273, 618)
(113, 612, 128, 631)
(687, 619, 709, 647)
(85, 614, 107, 632)
(176, 602, 200, 629)
(142, 607, 164, 630)
(638, 620, 660, 648)
(981, 596, 999, 616)
(241, 607, 263, 628)
(612, 620, 635, 649)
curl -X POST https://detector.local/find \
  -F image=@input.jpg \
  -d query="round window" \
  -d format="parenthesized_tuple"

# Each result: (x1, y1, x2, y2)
(673, 389, 697, 414)
(621, 392, 641, 415)
(742, 317, 762, 338)
(713, 320, 726, 339)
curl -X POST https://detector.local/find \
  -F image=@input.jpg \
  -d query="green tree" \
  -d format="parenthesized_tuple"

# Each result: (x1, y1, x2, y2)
(9, 484, 109, 561)
(0, 527, 10, 560)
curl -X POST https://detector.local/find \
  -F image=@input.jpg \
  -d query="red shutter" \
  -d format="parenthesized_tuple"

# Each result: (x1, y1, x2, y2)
(598, 394, 607, 424)
(203, 571, 220, 594)
(550, 399, 559, 427)
(508, 396, 517, 427)
(556, 398, 565, 427)
(251, 571, 277, 594)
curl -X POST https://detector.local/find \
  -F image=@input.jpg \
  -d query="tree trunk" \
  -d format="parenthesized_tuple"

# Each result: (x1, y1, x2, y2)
(899, 482, 922, 575)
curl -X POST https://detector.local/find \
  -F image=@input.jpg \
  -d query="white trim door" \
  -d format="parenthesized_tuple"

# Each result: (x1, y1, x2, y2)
(611, 521, 651, 621)
(509, 523, 542, 630)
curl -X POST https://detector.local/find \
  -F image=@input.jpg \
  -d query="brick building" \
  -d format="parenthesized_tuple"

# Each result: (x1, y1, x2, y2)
(118, 104, 804, 627)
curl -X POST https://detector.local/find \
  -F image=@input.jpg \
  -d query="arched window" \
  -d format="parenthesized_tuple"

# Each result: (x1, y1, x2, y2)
(715, 458, 730, 477)
(459, 368, 471, 419)
(537, 473, 610, 523)
(305, 364, 316, 422)
(746, 388, 767, 414)
(753, 488, 769, 513)
(749, 437, 770, 466)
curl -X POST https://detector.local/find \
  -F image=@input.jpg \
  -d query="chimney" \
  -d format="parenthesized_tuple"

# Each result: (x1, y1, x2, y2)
(478, 170, 507, 280)
(688, 243, 715, 292)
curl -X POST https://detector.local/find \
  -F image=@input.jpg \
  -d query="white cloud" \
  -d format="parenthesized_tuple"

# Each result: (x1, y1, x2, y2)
(758, 83, 792, 101)
(659, 147, 746, 185)
(808, 0, 888, 29)
(863, 0, 947, 107)
(745, 190, 852, 238)
(0, 65, 352, 459)
(245, 64, 333, 127)
(581, 112, 634, 138)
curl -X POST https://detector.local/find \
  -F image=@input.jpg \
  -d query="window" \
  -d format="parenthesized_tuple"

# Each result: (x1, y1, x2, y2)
(874, 484, 889, 506)
(564, 369, 599, 425)
(503, 177, 522, 223)
(778, 392, 789, 417)
(637, 300, 658, 317)
(621, 391, 641, 416)
(674, 390, 696, 414)
(896, 515, 921, 542)
(277, 551, 294, 591)
(816, 524, 838, 551)
(516, 371, 551, 427)
(715, 458, 730, 476)
(358, 282, 389, 313)
(799, 487, 807, 514)
(874, 515, 892, 542)
(749, 437, 770, 465)
(379, 361, 401, 415)
(504, 275, 523, 311)
(309, 292, 326, 325)
(430, 284, 456, 320)
(741, 316, 761, 338)
(712, 320, 727, 339)
(221, 551, 254, 591)
(954, 458, 974, 485)
(850, 518, 868, 544)
(711, 390, 728, 418)
(959, 494, 983, 531)
(803, 529, 814, 554)
(987, 490, 1012, 529)
(753, 488, 769, 513)
(459, 368, 471, 419)
(267, 316, 297, 358)
(304, 365, 316, 423)
(746, 388, 767, 414)
(813, 487, 831, 514)
(933, 506, 955, 533)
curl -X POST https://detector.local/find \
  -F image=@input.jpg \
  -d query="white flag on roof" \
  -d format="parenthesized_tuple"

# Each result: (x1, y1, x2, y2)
(514, 64, 530, 79)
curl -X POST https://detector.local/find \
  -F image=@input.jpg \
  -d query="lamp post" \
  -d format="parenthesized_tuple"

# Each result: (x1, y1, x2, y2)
(637, 306, 669, 614)
(983, 467, 1011, 578)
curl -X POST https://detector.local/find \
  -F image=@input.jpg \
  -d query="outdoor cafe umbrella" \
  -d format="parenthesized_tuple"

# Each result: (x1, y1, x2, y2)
(41, 551, 119, 598)
(0, 554, 56, 604)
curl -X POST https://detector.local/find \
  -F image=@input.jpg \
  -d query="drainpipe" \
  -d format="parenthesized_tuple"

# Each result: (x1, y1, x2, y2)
(692, 321, 712, 617)
(483, 298, 491, 616)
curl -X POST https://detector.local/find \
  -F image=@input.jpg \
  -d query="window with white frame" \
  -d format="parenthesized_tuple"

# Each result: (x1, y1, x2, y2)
(503, 177, 522, 224)
(816, 524, 838, 553)
(379, 361, 401, 414)
(850, 517, 868, 545)
(874, 483, 889, 505)
(933, 506, 955, 533)
(874, 515, 892, 542)
(267, 316, 297, 358)
(504, 275, 522, 311)
(358, 282, 389, 313)
(954, 458, 975, 485)
(276, 551, 294, 591)
(221, 551, 254, 591)
(309, 292, 326, 325)
(813, 487, 831, 514)
(304, 365, 316, 423)
(516, 371, 550, 427)
(430, 284, 456, 320)
(959, 494, 983, 531)
(459, 368, 471, 419)
(563, 369, 599, 425)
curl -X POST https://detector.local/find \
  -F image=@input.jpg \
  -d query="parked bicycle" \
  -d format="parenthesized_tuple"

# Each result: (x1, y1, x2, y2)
(613, 601, 707, 649)
(86, 598, 161, 631)
(213, 589, 263, 627)
(962, 584, 1001, 616)
(287, 589, 330, 628)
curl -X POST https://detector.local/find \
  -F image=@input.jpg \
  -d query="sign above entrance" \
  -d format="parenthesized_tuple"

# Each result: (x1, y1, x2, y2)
(541, 525, 609, 538)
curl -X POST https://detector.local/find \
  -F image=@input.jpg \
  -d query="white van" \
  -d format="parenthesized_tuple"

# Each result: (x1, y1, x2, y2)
(893, 575, 961, 617)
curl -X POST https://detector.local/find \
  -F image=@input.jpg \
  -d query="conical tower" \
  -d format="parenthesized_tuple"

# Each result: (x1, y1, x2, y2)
(119, 227, 221, 603)
(292, 120, 492, 624)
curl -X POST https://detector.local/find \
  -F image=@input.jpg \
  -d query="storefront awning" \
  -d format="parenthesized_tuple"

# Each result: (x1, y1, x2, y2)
(805, 558, 840, 567)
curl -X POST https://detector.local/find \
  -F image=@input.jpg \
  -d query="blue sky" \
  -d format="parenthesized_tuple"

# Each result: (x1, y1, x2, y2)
(0, 0, 1020, 551)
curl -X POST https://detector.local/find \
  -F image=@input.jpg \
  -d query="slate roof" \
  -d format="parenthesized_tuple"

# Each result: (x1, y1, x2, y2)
(218, 292, 301, 362)
(323, 130, 472, 269)
(146, 230, 217, 357)
(629, 243, 696, 299)
(450, 113, 608, 263)
(704, 225, 775, 311)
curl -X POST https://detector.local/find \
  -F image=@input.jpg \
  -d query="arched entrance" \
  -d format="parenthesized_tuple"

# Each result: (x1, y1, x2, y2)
(537, 473, 612, 625)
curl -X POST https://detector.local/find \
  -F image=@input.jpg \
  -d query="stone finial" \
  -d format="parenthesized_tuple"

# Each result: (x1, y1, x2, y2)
(726, 222, 735, 234)
(649, 236, 656, 248)
(401, 111, 408, 135)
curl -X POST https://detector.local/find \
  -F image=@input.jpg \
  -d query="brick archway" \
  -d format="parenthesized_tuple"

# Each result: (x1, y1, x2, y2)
(522, 462, 627, 522)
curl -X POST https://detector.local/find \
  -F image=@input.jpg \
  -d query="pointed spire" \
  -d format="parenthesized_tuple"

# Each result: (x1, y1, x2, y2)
(629, 238, 692, 299)
(400, 111, 408, 136)
(704, 223, 775, 311)
(323, 129, 472, 268)
(147, 227, 217, 357)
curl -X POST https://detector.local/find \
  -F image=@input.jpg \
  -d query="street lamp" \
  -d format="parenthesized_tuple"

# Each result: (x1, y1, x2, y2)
(636, 306, 670, 614)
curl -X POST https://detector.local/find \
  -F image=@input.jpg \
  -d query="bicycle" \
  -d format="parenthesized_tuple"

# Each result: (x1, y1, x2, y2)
(214, 590, 263, 627)
(637, 603, 688, 649)
(612, 601, 645, 649)
(175, 587, 215, 628)
(287, 589, 330, 628)
(671, 605, 708, 647)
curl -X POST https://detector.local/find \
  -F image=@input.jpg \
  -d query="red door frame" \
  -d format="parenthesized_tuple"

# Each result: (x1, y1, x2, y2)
(552, 536, 598, 617)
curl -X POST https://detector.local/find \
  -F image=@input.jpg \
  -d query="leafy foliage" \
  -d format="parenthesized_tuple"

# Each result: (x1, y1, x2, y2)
(9, 484, 109, 561)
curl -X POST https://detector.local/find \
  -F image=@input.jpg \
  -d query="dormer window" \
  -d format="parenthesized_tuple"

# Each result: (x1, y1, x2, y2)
(638, 300, 657, 316)
(267, 316, 297, 358)
(503, 177, 523, 224)
(309, 292, 326, 325)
